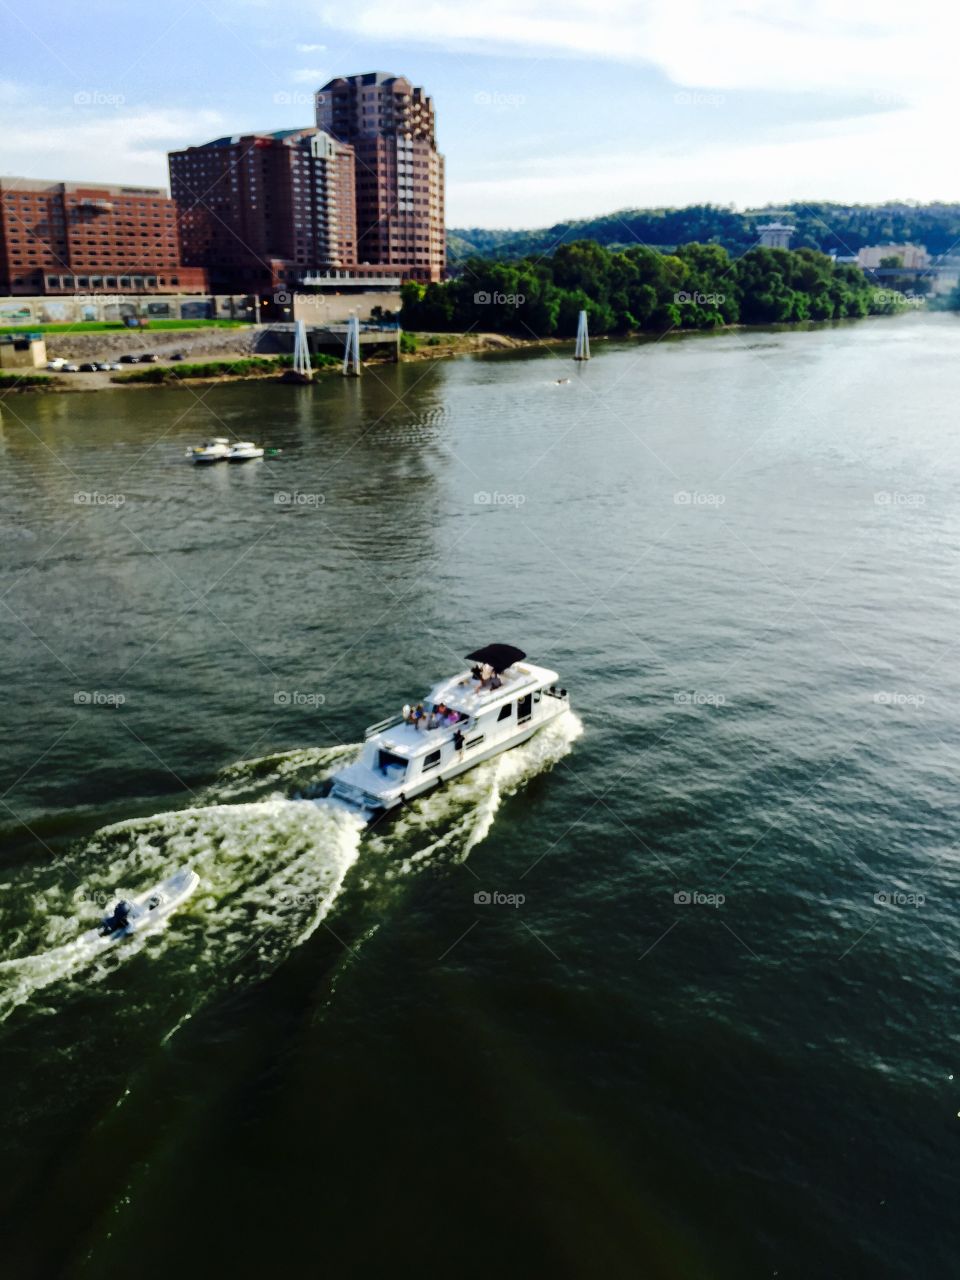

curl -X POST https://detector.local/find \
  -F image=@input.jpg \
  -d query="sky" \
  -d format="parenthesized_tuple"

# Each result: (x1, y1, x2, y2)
(0, 0, 954, 229)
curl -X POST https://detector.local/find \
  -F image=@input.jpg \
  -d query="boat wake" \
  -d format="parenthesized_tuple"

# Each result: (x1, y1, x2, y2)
(366, 709, 584, 875)
(0, 798, 364, 1025)
(196, 742, 360, 804)
(0, 711, 582, 1026)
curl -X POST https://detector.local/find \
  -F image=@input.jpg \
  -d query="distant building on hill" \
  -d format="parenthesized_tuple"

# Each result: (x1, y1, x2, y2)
(757, 222, 796, 249)
(857, 244, 930, 269)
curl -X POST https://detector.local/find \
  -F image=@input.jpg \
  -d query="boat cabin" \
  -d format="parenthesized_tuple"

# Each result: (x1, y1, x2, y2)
(329, 645, 569, 813)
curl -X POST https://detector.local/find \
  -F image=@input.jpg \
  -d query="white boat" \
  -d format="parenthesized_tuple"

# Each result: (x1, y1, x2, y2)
(227, 441, 264, 463)
(328, 645, 570, 819)
(82, 867, 200, 944)
(189, 437, 231, 464)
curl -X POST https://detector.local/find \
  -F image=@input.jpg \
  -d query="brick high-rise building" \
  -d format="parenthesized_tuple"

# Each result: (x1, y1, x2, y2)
(0, 177, 206, 295)
(316, 72, 445, 282)
(169, 128, 357, 295)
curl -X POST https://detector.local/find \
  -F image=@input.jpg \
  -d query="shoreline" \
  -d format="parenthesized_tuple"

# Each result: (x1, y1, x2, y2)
(0, 331, 550, 395)
(0, 313, 915, 396)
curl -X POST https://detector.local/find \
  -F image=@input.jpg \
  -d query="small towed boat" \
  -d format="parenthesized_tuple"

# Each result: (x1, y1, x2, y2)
(189, 437, 231, 464)
(85, 867, 200, 943)
(227, 441, 264, 462)
(328, 644, 571, 820)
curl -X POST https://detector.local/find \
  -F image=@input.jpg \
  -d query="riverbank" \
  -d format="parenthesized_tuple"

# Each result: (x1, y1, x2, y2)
(0, 330, 546, 395)
(0, 315, 910, 397)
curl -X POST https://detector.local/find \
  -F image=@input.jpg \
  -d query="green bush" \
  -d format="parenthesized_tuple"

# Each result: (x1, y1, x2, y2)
(111, 352, 339, 383)
(0, 371, 53, 389)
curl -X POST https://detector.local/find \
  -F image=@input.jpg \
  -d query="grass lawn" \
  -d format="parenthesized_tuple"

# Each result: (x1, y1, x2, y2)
(0, 371, 53, 388)
(0, 319, 249, 333)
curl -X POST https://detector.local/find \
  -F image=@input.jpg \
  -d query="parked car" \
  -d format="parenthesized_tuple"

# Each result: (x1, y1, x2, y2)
(118, 354, 140, 363)
(78, 363, 99, 373)
(170, 352, 185, 361)
(139, 353, 159, 363)
(96, 362, 112, 371)
(46, 358, 65, 370)
(61, 363, 80, 373)
(107, 362, 122, 371)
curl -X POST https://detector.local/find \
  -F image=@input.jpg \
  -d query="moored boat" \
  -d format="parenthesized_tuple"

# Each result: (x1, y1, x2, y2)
(328, 645, 570, 819)
(227, 441, 265, 462)
(189, 437, 231, 464)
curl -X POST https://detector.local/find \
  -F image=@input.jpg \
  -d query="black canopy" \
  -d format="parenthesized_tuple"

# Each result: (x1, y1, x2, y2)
(465, 644, 526, 673)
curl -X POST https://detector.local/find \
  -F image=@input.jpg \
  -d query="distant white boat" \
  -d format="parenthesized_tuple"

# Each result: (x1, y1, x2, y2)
(189, 437, 231, 464)
(227, 441, 264, 463)
(329, 644, 571, 819)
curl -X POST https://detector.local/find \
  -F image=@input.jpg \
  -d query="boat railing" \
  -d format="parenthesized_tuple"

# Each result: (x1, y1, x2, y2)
(364, 712, 406, 739)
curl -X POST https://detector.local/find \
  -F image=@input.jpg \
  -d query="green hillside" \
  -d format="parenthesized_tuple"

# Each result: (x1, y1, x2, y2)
(447, 202, 960, 264)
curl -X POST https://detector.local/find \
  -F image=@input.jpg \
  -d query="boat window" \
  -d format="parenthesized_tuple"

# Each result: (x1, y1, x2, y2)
(517, 693, 532, 724)
(497, 702, 512, 721)
(377, 748, 407, 778)
(422, 749, 441, 772)
(533, 690, 541, 704)
(465, 734, 484, 750)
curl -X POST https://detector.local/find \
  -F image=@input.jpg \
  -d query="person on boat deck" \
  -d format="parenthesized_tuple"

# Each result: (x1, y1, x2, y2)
(475, 662, 494, 689)
(453, 728, 465, 759)
(412, 703, 425, 729)
(426, 705, 439, 730)
(402, 703, 412, 723)
(470, 663, 482, 683)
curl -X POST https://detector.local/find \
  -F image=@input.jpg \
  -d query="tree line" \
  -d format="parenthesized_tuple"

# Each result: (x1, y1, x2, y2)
(448, 202, 960, 263)
(401, 241, 904, 337)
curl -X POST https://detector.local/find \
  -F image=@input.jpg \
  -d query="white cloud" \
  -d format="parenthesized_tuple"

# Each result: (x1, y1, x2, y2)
(316, 0, 956, 96)
(311, 0, 958, 220)
(290, 67, 328, 84)
(0, 90, 224, 187)
(447, 92, 958, 225)
(296, 42, 326, 53)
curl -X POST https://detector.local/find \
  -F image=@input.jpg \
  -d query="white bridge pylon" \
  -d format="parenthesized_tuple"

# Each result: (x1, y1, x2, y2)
(573, 309, 590, 361)
(292, 319, 313, 380)
(343, 314, 362, 377)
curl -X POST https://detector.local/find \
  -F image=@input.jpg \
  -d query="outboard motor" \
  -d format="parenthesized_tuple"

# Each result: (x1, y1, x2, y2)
(99, 899, 132, 935)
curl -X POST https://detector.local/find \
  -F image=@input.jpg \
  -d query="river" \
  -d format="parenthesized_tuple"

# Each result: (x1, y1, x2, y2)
(0, 312, 958, 1278)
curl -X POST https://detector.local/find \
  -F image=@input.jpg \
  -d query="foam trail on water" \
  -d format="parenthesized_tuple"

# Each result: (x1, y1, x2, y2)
(196, 742, 360, 805)
(0, 717, 579, 1023)
(0, 797, 364, 1024)
(367, 710, 583, 875)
